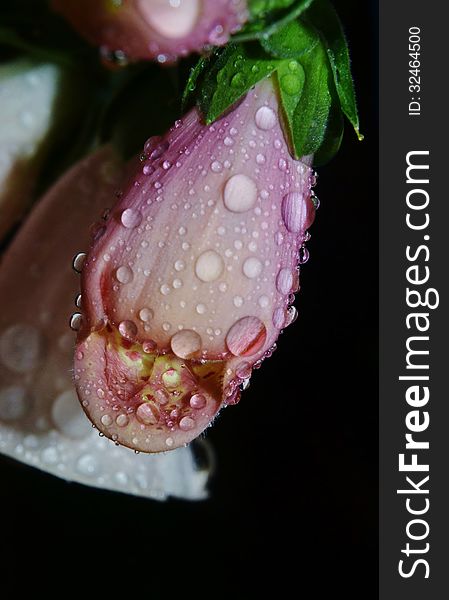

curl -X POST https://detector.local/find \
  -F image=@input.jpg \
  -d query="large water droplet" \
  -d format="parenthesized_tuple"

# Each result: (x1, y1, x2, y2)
(118, 320, 138, 340)
(170, 330, 202, 359)
(282, 191, 306, 233)
(72, 252, 86, 273)
(243, 257, 263, 279)
(190, 393, 206, 410)
(223, 174, 257, 213)
(136, 402, 158, 425)
(272, 308, 285, 329)
(101, 414, 113, 427)
(179, 416, 195, 431)
(226, 317, 267, 357)
(276, 268, 293, 295)
(255, 106, 277, 130)
(281, 73, 302, 95)
(121, 208, 142, 229)
(195, 250, 224, 282)
(115, 265, 133, 284)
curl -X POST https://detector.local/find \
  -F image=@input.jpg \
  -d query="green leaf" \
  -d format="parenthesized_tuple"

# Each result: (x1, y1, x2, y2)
(232, 0, 316, 42)
(248, 0, 297, 19)
(181, 55, 211, 111)
(199, 43, 278, 125)
(276, 59, 305, 152)
(260, 18, 319, 58)
(313, 87, 344, 165)
(292, 43, 332, 156)
(306, 0, 362, 139)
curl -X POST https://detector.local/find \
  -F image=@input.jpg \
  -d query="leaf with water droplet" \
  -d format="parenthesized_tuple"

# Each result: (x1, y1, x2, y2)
(198, 43, 278, 125)
(260, 18, 319, 58)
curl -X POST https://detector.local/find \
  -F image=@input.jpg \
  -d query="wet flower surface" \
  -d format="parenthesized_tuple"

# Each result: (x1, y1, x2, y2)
(0, 146, 210, 499)
(75, 78, 315, 452)
(52, 0, 248, 63)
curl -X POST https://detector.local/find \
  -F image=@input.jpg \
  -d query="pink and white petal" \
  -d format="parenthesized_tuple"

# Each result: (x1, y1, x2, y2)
(0, 146, 210, 500)
(76, 78, 315, 452)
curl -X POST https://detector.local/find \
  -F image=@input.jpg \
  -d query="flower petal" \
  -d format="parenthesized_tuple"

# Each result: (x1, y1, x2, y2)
(76, 78, 315, 452)
(0, 146, 211, 500)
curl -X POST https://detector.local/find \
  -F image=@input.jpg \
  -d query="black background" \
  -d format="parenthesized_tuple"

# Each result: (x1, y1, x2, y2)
(1, 1, 378, 596)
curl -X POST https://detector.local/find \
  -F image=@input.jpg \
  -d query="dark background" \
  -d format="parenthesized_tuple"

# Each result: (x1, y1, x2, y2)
(1, 1, 378, 596)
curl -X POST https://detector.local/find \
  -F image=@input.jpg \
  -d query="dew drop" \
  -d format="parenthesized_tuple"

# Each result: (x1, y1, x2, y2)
(101, 414, 113, 427)
(174, 259, 185, 271)
(223, 174, 258, 213)
(255, 106, 277, 130)
(170, 330, 202, 359)
(282, 191, 307, 233)
(72, 252, 86, 273)
(139, 307, 153, 322)
(160, 283, 171, 295)
(256, 153, 266, 165)
(70, 313, 83, 331)
(121, 208, 142, 229)
(190, 393, 206, 410)
(118, 320, 137, 340)
(281, 73, 302, 95)
(115, 265, 133, 284)
(298, 246, 310, 264)
(233, 295, 244, 308)
(162, 368, 180, 388)
(116, 414, 129, 427)
(243, 257, 263, 279)
(136, 402, 158, 425)
(165, 437, 174, 447)
(196, 303, 207, 315)
(226, 317, 267, 357)
(276, 268, 293, 295)
(211, 160, 223, 173)
(285, 305, 298, 327)
(236, 361, 252, 379)
(272, 308, 285, 329)
(143, 340, 157, 353)
(179, 416, 195, 431)
(195, 250, 224, 282)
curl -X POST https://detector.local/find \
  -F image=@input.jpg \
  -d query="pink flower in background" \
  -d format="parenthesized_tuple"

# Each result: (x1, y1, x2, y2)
(52, 0, 248, 63)
(75, 78, 315, 453)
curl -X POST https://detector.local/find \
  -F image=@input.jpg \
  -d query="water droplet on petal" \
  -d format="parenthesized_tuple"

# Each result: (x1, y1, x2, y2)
(116, 414, 129, 427)
(258, 295, 269, 308)
(211, 160, 223, 173)
(179, 416, 195, 431)
(136, 402, 158, 425)
(282, 192, 306, 233)
(223, 174, 257, 213)
(195, 250, 224, 282)
(255, 106, 277, 130)
(285, 306, 298, 326)
(118, 320, 137, 340)
(115, 265, 133, 284)
(139, 308, 153, 322)
(243, 257, 263, 279)
(276, 268, 293, 295)
(121, 208, 142, 229)
(190, 394, 206, 409)
(298, 246, 310, 264)
(101, 414, 113, 427)
(272, 308, 285, 329)
(170, 330, 202, 359)
(226, 317, 267, 357)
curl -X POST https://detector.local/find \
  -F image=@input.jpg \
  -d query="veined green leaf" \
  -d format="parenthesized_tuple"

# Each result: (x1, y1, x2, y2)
(306, 0, 362, 139)
(199, 43, 278, 125)
(260, 18, 319, 58)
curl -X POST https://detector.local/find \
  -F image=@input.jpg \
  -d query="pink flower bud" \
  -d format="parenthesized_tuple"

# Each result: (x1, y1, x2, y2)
(52, 0, 248, 63)
(0, 146, 210, 499)
(75, 77, 315, 453)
